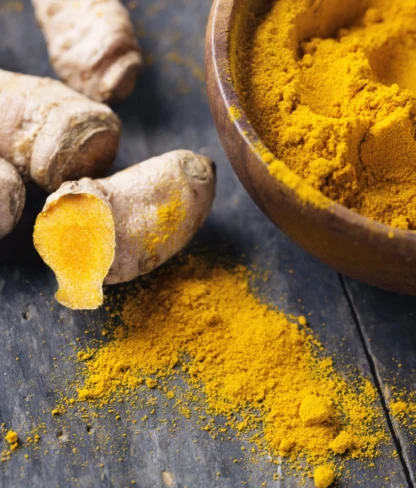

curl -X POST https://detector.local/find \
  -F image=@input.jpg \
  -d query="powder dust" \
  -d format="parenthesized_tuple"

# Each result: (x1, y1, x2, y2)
(235, 0, 416, 229)
(1, 424, 44, 463)
(390, 388, 416, 435)
(70, 255, 391, 482)
(145, 193, 186, 256)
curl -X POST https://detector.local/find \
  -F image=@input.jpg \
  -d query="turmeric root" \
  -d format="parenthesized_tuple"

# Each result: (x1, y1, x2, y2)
(0, 159, 25, 239)
(32, 0, 142, 103)
(34, 150, 216, 310)
(0, 70, 121, 192)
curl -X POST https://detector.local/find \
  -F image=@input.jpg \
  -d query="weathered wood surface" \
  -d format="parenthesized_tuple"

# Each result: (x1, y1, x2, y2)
(0, 1, 414, 487)
(343, 278, 416, 484)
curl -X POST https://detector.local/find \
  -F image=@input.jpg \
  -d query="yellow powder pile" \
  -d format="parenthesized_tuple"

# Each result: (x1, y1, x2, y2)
(314, 465, 335, 488)
(75, 256, 389, 481)
(236, 0, 416, 229)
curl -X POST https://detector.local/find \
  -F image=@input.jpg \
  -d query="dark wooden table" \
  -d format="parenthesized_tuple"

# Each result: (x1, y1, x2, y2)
(0, 1, 415, 487)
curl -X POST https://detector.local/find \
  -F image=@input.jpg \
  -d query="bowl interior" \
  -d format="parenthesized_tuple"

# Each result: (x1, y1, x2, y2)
(206, 0, 416, 295)
(223, 0, 416, 240)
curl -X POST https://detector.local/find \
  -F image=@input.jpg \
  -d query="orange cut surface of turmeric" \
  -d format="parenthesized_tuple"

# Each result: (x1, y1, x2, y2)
(34, 194, 115, 310)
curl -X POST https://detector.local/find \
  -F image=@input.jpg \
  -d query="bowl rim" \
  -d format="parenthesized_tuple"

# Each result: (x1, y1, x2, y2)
(207, 0, 416, 244)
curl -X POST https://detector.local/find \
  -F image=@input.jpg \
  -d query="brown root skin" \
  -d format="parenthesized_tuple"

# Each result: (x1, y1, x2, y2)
(34, 150, 216, 310)
(101, 150, 216, 284)
(0, 70, 121, 193)
(32, 0, 142, 103)
(0, 159, 26, 239)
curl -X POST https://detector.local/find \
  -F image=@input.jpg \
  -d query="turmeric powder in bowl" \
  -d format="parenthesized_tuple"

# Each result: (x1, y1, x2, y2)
(236, 0, 416, 230)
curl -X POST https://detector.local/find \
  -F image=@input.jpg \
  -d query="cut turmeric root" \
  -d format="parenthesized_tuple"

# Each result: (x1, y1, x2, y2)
(34, 150, 216, 310)
(34, 194, 115, 310)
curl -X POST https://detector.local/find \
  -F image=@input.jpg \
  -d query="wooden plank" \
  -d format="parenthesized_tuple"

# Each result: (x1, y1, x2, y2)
(343, 276, 416, 484)
(0, 0, 411, 486)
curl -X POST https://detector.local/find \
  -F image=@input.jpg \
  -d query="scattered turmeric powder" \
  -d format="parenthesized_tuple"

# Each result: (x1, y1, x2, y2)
(299, 395, 333, 426)
(51, 406, 66, 416)
(145, 193, 187, 255)
(74, 255, 389, 480)
(235, 0, 416, 229)
(5, 430, 19, 451)
(391, 400, 409, 418)
(314, 465, 335, 488)
(329, 430, 355, 455)
(145, 378, 158, 389)
(390, 390, 416, 434)
(228, 106, 242, 123)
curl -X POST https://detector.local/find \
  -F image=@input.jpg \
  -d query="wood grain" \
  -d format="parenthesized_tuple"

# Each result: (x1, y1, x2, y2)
(342, 277, 416, 485)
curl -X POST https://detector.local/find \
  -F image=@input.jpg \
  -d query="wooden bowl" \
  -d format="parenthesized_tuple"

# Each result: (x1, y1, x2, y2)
(205, 0, 416, 295)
